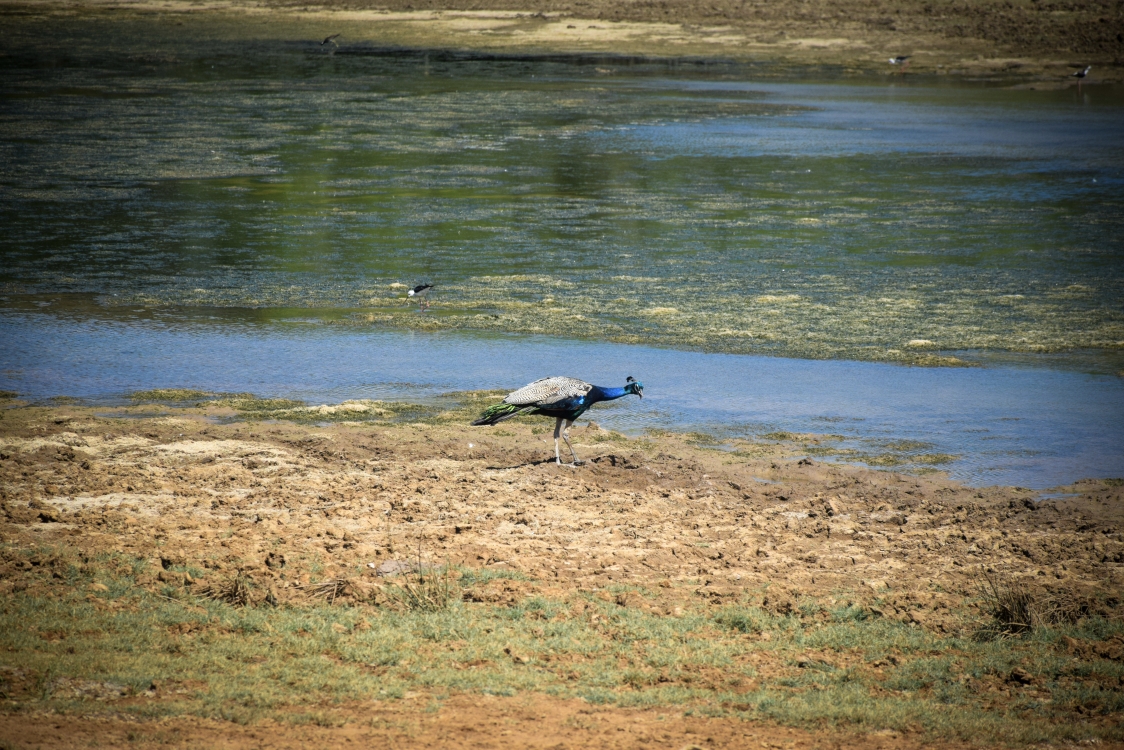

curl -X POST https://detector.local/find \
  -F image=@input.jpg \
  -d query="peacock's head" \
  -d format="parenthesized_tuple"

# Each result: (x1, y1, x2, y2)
(625, 376, 644, 399)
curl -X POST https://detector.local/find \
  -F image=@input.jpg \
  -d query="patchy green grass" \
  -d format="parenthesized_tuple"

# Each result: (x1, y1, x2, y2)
(3, 548, 1122, 744)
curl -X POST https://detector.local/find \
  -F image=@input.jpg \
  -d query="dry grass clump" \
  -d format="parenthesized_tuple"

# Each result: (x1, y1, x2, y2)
(385, 566, 453, 612)
(978, 571, 1085, 638)
(296, 578, 351, 605)
(198, 576, 254, 607)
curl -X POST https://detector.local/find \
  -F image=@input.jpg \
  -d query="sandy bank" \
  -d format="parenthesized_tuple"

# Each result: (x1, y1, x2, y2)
(4, 0, 1121, 82)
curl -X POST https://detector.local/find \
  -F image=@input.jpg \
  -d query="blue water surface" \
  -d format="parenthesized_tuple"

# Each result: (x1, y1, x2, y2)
(3, 312, 1121, 489)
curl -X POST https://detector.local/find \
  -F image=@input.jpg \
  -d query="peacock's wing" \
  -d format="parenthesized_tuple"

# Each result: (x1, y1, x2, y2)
(503, 376, 593, 407)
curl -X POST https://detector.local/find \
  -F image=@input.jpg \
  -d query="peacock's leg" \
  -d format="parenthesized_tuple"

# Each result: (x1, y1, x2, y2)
(553, 417, 563, 465)
(562, 419, 581, 465)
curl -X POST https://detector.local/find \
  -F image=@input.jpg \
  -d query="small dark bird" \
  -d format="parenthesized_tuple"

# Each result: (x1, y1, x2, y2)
(407, 283, 433, 310)
(321, 33, 341, 47)
(471, 376, 644, 466)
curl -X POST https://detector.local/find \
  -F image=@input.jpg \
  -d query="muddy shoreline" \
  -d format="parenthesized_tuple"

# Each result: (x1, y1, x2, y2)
(4, 0, 1121, 82)
(4, 399, 1121, 620)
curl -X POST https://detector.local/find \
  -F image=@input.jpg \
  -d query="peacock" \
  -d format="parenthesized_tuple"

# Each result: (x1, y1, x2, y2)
(471, 376, 644, 466)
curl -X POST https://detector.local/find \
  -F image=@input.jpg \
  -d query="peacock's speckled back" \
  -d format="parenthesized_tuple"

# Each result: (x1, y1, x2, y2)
(503, 376, 592, 406)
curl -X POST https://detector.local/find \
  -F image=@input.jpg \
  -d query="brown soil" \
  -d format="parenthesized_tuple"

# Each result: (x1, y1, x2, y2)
(283, 0, 1124, 78)
(10, 0, 1123, 81)
(1, 403, 1123, 747)
(0, 692, 976, 749)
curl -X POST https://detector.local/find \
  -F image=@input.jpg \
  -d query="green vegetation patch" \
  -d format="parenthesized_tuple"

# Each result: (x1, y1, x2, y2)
(129, 389, 216, 403)
(2, 543, 1122, 744)
(183, 389, 513, 427)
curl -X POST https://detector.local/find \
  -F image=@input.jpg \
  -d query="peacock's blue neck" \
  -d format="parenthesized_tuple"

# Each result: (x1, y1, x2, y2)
(590, 385, 628, 402)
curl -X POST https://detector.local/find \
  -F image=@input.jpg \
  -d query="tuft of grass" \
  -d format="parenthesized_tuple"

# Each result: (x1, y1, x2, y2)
(979, 572, 1036, 636)
(976, 571, 1090, 639)
(295, 578, 351, 606)
(384, 566, 454, 613)
(198, 575, 255, 607)
(713, 605, 776, 634)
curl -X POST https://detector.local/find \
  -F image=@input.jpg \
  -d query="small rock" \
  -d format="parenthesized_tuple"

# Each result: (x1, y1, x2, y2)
(88, 583, 109, 593)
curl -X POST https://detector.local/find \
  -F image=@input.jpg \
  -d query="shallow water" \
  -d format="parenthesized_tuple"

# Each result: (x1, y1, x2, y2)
(3, 313, 1122, 489)
(1, 15, 1123, 365)
(1, 15, 1123, 488)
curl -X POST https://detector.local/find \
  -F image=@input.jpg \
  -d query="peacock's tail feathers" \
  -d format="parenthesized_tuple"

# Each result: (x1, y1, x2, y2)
(470, 402, 535, 426)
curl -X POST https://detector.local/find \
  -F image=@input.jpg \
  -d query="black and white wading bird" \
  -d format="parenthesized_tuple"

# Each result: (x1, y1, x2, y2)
(471, 376, 644, 466)
(888, 55, 911, 71)
(407, 284, 433, 311)
(1071, 65, 1091, 89)
(321, 33, 342, 47)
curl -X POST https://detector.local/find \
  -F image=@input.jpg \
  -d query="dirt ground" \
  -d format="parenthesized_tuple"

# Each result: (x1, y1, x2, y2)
(7, 0, 1122, 82)
(1, 400, 1122, 747)
(0, 693, 988, 750)
(0, 692, 984, 750)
